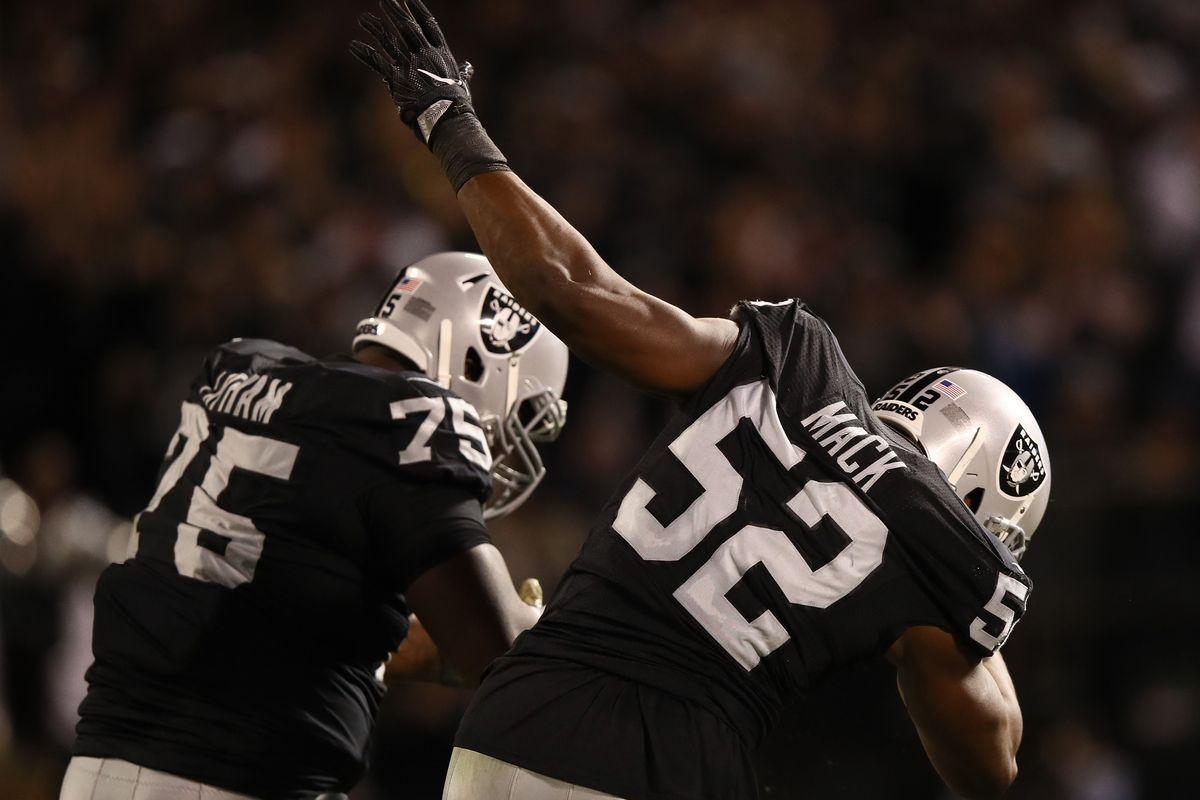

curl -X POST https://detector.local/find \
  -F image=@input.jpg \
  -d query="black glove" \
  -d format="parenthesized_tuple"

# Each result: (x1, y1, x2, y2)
(352, 0, 509, 192)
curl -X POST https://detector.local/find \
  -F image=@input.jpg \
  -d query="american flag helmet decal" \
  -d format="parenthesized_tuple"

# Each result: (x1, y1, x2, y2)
(936, 377, 967, 401)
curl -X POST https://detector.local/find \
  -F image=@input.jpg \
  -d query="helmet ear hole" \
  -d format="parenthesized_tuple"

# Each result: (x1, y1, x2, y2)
(464, 347, 484, 382)
(963, 487, 984, 513)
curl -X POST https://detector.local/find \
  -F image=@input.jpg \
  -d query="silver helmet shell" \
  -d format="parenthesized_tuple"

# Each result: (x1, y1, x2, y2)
(354, 252, 568, 518)
(872, 368, 1050, 560)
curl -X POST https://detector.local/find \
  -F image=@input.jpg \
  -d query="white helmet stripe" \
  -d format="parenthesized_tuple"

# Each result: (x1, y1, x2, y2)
(505, 355, 520, 415)
(945, 426, 985, 488)
(436, 319, 453, 389)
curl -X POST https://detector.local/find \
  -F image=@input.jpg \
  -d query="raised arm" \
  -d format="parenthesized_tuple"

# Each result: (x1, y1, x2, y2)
(457, 173, 737, 397)
(887, 626, 1023, 799)
(352, 0, 737, 398)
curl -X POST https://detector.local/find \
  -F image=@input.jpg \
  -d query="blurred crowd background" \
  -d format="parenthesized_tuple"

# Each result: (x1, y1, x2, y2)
(2, 0, 1199, 797)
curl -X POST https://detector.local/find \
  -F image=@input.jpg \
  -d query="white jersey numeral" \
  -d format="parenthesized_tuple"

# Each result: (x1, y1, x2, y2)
(614, 379, 889, 671)
(614, 380, 805, 561)
(139, 402, 299, 588)
(144, 401, 208, 515)
(447, 397, 492, 471)
(391, 397, 447, 465)
(390, 396, 492, 470)
(969, 573, 1029, 652)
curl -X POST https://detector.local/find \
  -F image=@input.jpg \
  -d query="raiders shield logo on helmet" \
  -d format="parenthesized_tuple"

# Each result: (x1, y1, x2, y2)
(998, 424, 1046, 498)
(480, 286, 541, 355)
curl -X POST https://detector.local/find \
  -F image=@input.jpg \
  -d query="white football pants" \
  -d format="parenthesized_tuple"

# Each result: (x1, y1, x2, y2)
(59, 757, 348, 800)
(442, 747, 625, 799)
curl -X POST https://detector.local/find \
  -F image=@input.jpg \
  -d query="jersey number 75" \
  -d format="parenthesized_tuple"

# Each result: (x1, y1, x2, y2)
(132, 402, 298, 588)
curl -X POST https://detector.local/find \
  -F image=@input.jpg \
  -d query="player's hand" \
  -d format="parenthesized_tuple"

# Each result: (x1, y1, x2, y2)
(352, 0, 474, 147)
(352, 0, 508, 191)
(518, 578, 544, 610)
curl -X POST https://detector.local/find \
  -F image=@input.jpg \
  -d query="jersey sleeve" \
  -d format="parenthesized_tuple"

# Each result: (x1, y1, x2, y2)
(907, 494, 1032, 657)
(238, 358, 498, 594)
(888, 470, 1033, 659)
(377, 378, 494, 503)
(348, 374, 495, 591)
(732, 300, 868, 407)
(358, 480, 491, 591)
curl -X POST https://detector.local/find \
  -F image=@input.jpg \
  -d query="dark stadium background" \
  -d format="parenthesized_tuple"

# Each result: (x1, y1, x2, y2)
(2, 1, 1198, 797)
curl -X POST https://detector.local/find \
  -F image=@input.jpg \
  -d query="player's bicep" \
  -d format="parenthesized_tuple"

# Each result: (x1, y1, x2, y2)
(361, 481, 533, 681)
(387, 393, 493, 493)
(360, 481, 491, 591)
(404, 543, 537, 682)
(458, 170, 738, 399)
(549, 277, 738, 399)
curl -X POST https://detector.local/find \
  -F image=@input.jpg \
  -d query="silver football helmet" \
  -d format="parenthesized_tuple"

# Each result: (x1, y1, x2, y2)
(871, 368, 1050, 560)
(354, 252, 568, 518)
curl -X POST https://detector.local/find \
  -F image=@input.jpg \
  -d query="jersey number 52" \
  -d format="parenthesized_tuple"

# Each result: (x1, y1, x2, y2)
(613, 379, 888, 671)
(614, 380, 1024, 667)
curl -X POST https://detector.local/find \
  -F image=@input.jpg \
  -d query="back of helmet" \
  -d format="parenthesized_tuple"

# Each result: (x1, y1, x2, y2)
(872, 367, 1051, 559)
(354, 252, 569, 518)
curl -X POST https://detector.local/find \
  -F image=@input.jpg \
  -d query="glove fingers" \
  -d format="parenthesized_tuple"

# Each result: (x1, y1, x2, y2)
(380, 0, 426, 51)
(350, 41, 396, 81)
(358, 13, 407, 64)
(407, 0, 446, 47)
(378, 0, 411, 28)
(459, 61, 475, 84)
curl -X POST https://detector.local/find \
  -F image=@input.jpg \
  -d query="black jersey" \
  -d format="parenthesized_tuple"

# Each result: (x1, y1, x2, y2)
(456, 301, 1032, 800)
(75, 339, 493, 799)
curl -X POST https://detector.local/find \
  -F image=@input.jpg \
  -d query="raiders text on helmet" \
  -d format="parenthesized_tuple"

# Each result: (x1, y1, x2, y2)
(872, 368, 1051, 560)
(354, 252, 569, 518)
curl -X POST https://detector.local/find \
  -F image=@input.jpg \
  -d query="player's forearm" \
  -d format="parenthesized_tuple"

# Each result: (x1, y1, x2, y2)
(456, 172, 738, 396)
(354, 3, 737, 396)
(899, 663, 1020, 799)
(385, 614, 449, 685)
(386, 612, 523, 688)
(430, 597, 539, 685)
(457, 171, 638, 351)
(403, 551, 547, 688)
(892, 629, 1022, 799)
(980, 652, 1023, 755)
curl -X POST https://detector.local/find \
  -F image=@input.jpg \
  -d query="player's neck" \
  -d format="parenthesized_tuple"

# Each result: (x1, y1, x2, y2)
(354, 344, 420, 374)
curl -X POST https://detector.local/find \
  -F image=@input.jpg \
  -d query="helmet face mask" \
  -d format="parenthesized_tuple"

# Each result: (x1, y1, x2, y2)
(983, 515, 1029, 561)
(872, 367, 1051, 561)
(354, 252, 569, 518)
(484, 385, 568, 519)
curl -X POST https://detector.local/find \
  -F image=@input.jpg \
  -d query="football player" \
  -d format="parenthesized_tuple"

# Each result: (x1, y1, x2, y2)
(355, 4, 1050, 799)
(59, 253, 568, 800)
